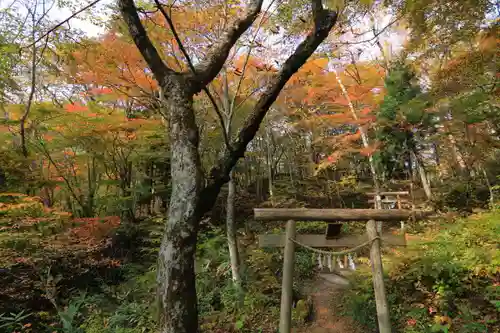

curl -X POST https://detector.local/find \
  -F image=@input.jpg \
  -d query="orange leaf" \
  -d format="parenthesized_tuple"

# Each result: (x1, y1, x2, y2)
(343, 131, 361, 142)
(326, 151, 342, 163)
(64, 103, 88, 113)
(360, 107, 372, 115)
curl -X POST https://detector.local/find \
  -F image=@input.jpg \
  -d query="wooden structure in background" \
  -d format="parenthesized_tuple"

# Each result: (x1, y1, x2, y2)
(367, 191, 411, 210)
(367, 191, 412, 230)
(254, 207, 431, 333)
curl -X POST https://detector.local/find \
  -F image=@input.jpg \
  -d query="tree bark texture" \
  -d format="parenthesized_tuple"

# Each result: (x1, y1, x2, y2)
(156, 85, 202, 333)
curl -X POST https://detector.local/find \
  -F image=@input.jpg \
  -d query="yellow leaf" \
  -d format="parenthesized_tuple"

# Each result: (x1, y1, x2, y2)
(325, 0, 345, 10)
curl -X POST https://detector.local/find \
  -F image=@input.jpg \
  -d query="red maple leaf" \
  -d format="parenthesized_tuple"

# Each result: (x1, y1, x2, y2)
(64, 103, 88, 113)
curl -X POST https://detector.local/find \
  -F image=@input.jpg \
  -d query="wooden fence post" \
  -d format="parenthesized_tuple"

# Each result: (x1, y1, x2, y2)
(279, 219, 296, 333)
(366, 219, 392, 333)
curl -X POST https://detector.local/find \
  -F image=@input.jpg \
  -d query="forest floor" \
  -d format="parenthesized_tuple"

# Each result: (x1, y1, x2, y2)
(294, 271, 365, 333)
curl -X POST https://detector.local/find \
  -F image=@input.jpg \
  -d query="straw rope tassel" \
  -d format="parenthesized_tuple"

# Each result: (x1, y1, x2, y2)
(348, 253, 356, 270)
(337, 256, 344, 269)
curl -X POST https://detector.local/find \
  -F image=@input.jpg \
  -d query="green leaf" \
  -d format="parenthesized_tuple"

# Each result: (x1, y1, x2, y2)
(235, 319, 244, 330)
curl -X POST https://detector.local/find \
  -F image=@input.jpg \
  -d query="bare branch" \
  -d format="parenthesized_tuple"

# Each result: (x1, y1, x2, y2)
(153, 0, 231, 149)
(20, 10, 40, 158)
(119, 0, 173, 83)
(39, 143, 85, 209)
(23, 0, 101, 48)
(190, 0, 264, 93)
(153, 0, 195, 73)
(35, 0, 57, 26)
(229, 0, 277, 117)
(338, 15, 401, 46)
(205, 85, 231, 149)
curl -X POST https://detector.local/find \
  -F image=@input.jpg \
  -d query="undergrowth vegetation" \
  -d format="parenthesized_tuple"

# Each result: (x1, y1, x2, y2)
(2, 190, 499, 332)
(339, 210, 500, 333)
(0, 193, 318, 332)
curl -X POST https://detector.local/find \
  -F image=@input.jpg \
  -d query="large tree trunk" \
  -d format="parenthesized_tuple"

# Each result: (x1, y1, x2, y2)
(156, 89, 202, 333)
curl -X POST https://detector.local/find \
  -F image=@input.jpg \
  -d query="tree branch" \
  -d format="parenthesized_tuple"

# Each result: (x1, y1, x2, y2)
(229, 0, 277, 115)
(118, 0, 173, 83)
(190, 0, 264, 93)
(20, 10, 39, 158)
(338, 15, 401, 46)
(197, 0, 338, 217)
(23, 0, 101, 48)
(154, 0, 231, 149)
(205, 85, 231, 149)
(39, 143, 85, 210)
(153, 0, 195, 72)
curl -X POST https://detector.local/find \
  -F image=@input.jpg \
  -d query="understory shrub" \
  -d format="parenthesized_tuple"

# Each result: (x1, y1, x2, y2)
(339, 210, 500, 333)
(197, 229, 316, 332)
(433, 180, 492, 213)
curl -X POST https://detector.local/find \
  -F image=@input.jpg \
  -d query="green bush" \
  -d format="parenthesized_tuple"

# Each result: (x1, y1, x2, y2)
(80, 265, 158, 333)
(433, 180, 491, 212)
(197, 232, 281, 332)
(340, 210, 500, 333)
(338, 268, 378, 330)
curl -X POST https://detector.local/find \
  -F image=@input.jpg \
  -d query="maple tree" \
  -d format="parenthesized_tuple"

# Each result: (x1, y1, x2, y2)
(278, 59, 385, 185)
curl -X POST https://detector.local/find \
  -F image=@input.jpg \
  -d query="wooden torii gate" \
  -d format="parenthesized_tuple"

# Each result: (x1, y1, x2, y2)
(254, 208, 430, 333)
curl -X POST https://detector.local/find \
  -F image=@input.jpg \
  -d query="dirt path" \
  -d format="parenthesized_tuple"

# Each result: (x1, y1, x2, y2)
(293, 273, 364, 333)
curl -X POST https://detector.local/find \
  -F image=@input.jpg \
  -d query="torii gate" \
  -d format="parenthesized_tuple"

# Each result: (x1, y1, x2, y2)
(254, 208, 431, 333)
